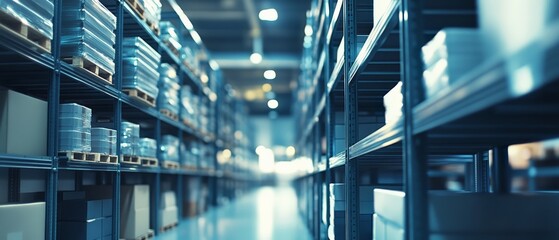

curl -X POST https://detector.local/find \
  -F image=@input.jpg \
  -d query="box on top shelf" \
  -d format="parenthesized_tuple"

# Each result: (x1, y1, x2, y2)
(383, 81, 402, 125)
(159, 135, 179, 162)
(143, 0, 161, 27)
(0, 0, 54, 40)
(138, 137, 157, 158)
(122, 37, 161, 99)
(60, 0, 116, 74)
(121, 121, 140, 156)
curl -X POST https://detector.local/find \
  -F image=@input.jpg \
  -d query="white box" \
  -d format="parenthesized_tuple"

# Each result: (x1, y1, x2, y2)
(160, 191, 177, 209)
(121, 185, 149, 210)
(373, 214, 385, 240)
(0, 88, 47, 156)
(159, 206, 178, 228)
(374, 189, 405, 227)
(0, 202, 45, 240)
(374, 0, 396, 27)
(120, 207, 149, 239)
(385, 222, 404, 240)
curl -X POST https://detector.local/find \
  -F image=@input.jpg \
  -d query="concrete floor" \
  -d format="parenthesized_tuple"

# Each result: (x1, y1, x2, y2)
(156, 185, 313, 240)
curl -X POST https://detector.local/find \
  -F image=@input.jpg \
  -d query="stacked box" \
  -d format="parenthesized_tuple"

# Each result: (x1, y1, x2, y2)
(122, 37, 161, 100)
(138, 138, 157, 158)
(0, 202, 45, 239)
(120, 185, 150, 239)
(121, 121, 140, 156)
(0, 0, 54, 40)
(180, 42, 199, 71)
(160, 135, 179, 162)
(180, 85, 196, 125)
(181, 141, 197, 168)
(143, 0, 161, 28)
(158, 63, 180, 115)
(329, 183, 345, 240)
(421, 28, 483, 98)
(91, 127, 117, 155)
(160, 21, 182, 50)
(59, 103, 92, 152)
(58, 197, 113, 240)
(159, 191, 178, 229)
(61, 0, 116, 74)
(383, 81, 402, 125)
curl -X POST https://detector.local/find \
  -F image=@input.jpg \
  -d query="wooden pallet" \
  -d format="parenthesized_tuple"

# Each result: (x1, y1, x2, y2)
(161, 160, 180, 169)
(123, 88, 156, 107)
(145, 18, 159, 35)
(182, 119, 196, 129)
(160, 109, 179, 121)
(163, 40, 180, 57)
(0, 9, 51, 53)
(125, 0, 145, 20)
(183, 165, 197, 171)
(59, 151, 100, 162)
(160, 222, 178, 233)
(99, 154, 118, 164)
(140, 157, 158, 167)
(64, 56, 113, 84)
(121, 155, 141, 165)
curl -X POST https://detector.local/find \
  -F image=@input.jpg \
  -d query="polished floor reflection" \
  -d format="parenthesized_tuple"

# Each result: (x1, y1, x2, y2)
(156, 185, 313, 240)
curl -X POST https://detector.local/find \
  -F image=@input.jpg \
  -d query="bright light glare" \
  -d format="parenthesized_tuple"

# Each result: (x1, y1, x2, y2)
(286, 146, 296, 158)
(264, 70, 276, 80)
(267, 99, 279, 109)
(222, 149, 232, 159)
(259, 8, 278, 21)
(262, 83, 272, 92)
(209, 60, 219, 70)
(258, 148, 275, 173)
(234, 130, 243, 140)
(304, 24, 313, 36)
(256, 145, 266, 155)
(200, 74, 209, 83)
(191, 31, 202, 44)
(250, 52, 263, 64)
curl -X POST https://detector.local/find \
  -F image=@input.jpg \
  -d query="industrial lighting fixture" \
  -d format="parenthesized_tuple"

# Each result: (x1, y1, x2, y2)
(258, 8, 278, 21)
(263, 70, 276, 80)
(250, 52, 262, 64)
(262, 83, 272, 92)
(267, 99, 278, 109)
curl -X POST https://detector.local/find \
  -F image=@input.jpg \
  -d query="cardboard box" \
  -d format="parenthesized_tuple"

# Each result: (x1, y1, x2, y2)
(0, 202, 45, 240)
(102, 217, 112, 237)
(120, 207, 150, 239)
(58, 218, 103, 240)
(0, 88, 47, 156)
(159, 206, 178, 228)
(160, 191, 177, 209)
(59, 199, 103, 221)
(121, 185, 150, 210)
(373, 189, 405, 227)
(373, 214, 385, 240)
(385, 222, 404, 240)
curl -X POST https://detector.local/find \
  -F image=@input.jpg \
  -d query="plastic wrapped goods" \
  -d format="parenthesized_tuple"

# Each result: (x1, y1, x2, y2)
(91, 127, 117, 155)
(59, 103, 92, 152)
(121, 121, 140, 156)
(122, 37, 161, 99)
(159, 135, 179, 162)
(138, 138, 157, 158)
(0, 0, 54, 39)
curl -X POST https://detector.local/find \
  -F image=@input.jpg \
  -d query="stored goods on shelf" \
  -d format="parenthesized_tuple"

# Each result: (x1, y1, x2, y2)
(383, 81, 402, 125)
(159, 191, 178, 230)
(91, 127, 117, 155)
(60, 0, 116, 78)
(0, 202, 45, 239)
(59, 103, 93, 152)
(159, 21, 181, 54)
(421, 28, 483, 98)
(58, 195, 113, 240)
(160, 135, 179, 169)
(121, 121, 140, 156)
(138, 137, 157, 158)
(143, 0, 161, 30)
(158, 63, 180, 117)
(0, 88, 47, 156)
(120, 185, 150, 239)
(0, 0, 54, 43)
(122, 37, 161, 103)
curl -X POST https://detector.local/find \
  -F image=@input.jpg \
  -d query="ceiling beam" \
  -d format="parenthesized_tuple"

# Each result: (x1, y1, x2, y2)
(214, 53, 301, 69)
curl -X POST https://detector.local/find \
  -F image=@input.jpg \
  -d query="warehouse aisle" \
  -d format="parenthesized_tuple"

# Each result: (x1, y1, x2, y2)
(156, 185, 313, 240)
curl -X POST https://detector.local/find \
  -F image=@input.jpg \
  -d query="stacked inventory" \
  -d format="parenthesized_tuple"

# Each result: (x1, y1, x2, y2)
(0, 202, 45, 239)
(158, 63, 180, 117)
(160, 21, 182, 54)
(160, 135, 179, 168)
(139, 138, 157, 159)
(143, 0, 161, 30)
(159, 191, 178, 230)
(121, 185, 150, 239)
(383, 82, 402, 125)
(91, 127, 117, 155)
(0, 0, 54, 49)
(121, 121, 140, 157)
(122, 37, 161, 104)
(59, 103, 92, 153)
(421, 28, 482, 98)
(58, 193, 113, 240)
(181, 141, 197, 169)
(328, 183, 345, 240)
(61, 0, 116, 77)
(180, 85, 196, 127)
(180, 42, 199, 73)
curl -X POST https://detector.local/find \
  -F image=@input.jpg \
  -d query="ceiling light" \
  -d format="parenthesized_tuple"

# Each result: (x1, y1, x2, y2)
(267, 99, 278, 109)
(304, 24, 313, 36)
(262, 83, 272, 92)
(255, 145, 266, 155)
(259, 8, 278, 21)
(250, 52, 262, 64)
(286, 146, 296, 158)
(191, 30, 202, 44)
(264, 70, 276, 80)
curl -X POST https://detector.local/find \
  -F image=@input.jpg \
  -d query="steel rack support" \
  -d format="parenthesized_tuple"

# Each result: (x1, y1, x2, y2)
(491, 147, 510, 193)
(474, 152, 489, 193)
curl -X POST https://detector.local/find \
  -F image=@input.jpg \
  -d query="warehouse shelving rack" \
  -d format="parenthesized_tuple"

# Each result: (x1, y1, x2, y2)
(294, 0, 559, 239)
(0, 0, 256, 239)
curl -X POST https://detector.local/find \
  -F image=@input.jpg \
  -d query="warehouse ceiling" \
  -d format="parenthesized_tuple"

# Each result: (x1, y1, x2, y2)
(179, 0, 310, 116)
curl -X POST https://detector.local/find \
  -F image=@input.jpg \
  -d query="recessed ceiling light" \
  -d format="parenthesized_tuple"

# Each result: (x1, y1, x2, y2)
(262, 83, 272, 92)
(264, 70, 276, 80)
(259, 8, 278, 21)
(250, 52, 262, 64)
(267, 99, 278, 109)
